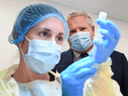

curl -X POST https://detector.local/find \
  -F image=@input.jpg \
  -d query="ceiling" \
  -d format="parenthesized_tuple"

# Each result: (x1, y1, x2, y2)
(47, 0, 128, 22)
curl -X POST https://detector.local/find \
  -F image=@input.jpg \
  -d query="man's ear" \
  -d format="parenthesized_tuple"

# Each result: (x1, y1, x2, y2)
(67, 38, 70, 43)
(91, 25, 95, 36)
(67, 38, 71, 47)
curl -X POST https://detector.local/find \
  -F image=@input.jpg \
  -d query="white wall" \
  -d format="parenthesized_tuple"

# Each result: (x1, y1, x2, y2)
(0, 0, 128, 71)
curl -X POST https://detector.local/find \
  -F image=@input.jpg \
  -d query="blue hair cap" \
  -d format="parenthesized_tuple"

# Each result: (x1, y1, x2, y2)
(8, 3, 69, 46)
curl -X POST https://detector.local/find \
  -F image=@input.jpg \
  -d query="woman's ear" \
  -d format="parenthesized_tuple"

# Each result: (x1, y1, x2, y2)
(18, 43, 23, 48)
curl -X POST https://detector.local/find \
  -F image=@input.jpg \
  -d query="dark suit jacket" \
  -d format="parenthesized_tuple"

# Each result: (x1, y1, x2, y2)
(50, 49, 128, 96)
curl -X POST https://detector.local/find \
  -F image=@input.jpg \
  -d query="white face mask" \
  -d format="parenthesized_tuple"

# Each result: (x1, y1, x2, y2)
(20, 36, 62, 74)
(69, 32, 93, 51)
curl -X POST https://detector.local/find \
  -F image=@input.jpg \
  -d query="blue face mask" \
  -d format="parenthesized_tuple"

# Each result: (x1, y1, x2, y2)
(20, 37, 62, 74)
(69, 32, 93, 51)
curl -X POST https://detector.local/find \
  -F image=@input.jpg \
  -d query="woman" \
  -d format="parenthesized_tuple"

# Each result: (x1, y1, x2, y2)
(0, 3, 97, 96)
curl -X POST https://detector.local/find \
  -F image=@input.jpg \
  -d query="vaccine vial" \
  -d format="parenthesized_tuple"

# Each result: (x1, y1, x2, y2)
(90, 11, 107, 62)
(97, 11, 107, 43)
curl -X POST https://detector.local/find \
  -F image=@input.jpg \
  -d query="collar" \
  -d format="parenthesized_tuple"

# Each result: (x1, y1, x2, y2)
(73, 51, 81, 59)
(73, 49, 92, 61)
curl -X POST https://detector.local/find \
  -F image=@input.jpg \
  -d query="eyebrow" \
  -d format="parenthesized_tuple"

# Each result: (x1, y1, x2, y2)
(70, 29, 76, 32)
(44, 28, 65, 36)
(44, 28, 51, 32)
(58, 33, 65, 36)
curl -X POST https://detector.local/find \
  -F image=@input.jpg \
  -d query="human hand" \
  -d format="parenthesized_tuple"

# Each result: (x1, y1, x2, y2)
(61, 56, 97, 96)
(90, 19, 121, 64)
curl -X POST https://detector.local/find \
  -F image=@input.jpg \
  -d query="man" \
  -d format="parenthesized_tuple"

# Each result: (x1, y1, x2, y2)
(50, 11, 128, 96)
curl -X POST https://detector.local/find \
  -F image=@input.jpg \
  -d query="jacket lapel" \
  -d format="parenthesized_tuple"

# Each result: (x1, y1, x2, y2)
(64, 49, 74, 66)
(54, 49, 74, 73)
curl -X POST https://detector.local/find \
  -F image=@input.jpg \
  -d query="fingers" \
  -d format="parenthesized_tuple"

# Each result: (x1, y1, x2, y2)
(67, 56, 93, 71)
(71, 57, 95, 72)
(106, 20, 121, 40)
(61, 59, 97, 84)
(96, 18, 121, 41)
(76, 68, 97, 79)
(99, 29, 116, 47)
(93, 37, 100, 47)
(93, 37, 107, 49)
(96, 18, 107, 29)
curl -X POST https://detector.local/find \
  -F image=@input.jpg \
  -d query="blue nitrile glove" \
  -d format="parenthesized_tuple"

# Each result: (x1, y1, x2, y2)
(90, 18, 121, 64)
(61, 56, 97, 96)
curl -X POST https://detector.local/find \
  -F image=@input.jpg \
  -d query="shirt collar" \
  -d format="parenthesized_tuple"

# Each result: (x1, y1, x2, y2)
(73, 51, 81, 59)
(73, 49, 92, 61)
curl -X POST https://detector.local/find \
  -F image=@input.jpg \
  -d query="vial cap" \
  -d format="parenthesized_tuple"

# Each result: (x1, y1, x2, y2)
(99, 11, 107, 21)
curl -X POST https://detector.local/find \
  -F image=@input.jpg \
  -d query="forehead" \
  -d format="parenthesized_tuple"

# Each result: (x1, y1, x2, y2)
(37, 17, 64, 29)
(67, 15, 90, 29)
(29, 17, 65, 34)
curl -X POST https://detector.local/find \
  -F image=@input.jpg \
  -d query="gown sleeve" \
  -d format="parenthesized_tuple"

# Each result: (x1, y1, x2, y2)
(0, 64, 19, 96)
(83, 58, 123, 96)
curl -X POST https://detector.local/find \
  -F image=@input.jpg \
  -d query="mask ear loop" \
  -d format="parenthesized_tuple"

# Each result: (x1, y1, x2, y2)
(19, 46, 24, 56)
(25, 36, 30, 42)
(19, 36, 30, 55)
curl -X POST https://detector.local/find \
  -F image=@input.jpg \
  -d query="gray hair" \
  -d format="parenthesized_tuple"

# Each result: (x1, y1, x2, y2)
(67, 11, 93, 27)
